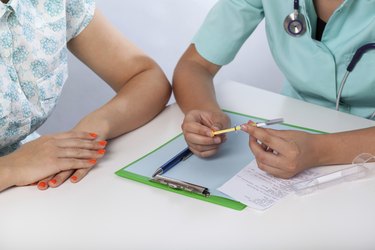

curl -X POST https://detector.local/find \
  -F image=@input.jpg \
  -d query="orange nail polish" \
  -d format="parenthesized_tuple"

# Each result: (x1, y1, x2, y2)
(71, 176, 78, 182)
(97, 149, 106, 154)
(88, 159, 97, 164)
(98, 140, 107, 146)
(38, 182, 46, 188)
(49, 179, 57, 185)
(89, 133, 98, 138)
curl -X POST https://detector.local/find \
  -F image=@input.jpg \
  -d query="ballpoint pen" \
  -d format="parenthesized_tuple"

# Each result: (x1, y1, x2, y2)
(151, 147, 210, 197)
(211, 118, 284, 137)
(152, 147, 193, 177)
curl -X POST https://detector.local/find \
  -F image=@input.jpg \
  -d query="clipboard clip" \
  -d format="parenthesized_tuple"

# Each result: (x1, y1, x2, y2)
(152, 174, 210, 197)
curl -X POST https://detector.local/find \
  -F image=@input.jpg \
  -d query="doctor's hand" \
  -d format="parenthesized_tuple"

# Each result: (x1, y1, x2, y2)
(0, 131, 107, 192)
(181, 110, 230, 158)
(241, 124, 319, 178)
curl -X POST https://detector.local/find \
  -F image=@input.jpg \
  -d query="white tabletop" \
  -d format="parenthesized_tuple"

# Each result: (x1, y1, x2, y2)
(1, 81, 375, 250)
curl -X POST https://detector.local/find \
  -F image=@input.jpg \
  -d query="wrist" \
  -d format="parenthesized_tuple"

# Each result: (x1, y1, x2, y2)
(311, 133, 335, 166)
(74, 116, 111, 140)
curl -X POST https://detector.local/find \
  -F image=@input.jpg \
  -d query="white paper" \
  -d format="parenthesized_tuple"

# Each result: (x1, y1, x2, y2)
(218, 160, 322, 210)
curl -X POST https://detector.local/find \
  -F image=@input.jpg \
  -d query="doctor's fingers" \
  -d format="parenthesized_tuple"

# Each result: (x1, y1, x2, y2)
(182, 120, 213, 137)
(189, 140, 221, 152)
(250, 138, 280, 164)
(247, 127, 291, 156)
(189, 145, 219, 158)
(250, 139, 299, 178)
(186, 137, 222, 157)
(256, 160, 296, 179)
(184, 127, 223, 145)
(199, 112, 229, 130)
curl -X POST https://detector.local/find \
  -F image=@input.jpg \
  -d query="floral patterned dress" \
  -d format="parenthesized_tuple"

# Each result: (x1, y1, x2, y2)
(0, 0, 95, 156)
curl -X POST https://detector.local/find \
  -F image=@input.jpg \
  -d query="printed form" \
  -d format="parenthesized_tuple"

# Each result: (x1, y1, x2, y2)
(218, 160, 322, 210)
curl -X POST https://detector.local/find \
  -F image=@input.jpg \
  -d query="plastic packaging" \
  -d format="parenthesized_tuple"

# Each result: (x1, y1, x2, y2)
(292, 153, 375, 195)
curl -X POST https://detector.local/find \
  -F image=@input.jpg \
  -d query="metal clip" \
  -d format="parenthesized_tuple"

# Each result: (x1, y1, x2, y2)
(152, 174, 210, 197)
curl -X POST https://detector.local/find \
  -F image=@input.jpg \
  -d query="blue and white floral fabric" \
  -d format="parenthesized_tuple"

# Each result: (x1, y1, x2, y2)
(0, 0, 95, 156)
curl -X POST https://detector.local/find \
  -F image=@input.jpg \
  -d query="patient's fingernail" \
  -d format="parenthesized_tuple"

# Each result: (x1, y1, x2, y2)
(89, 133, 97, 138)
(38, 182, 46, 189)
(98, 140, 107, 146)
(71, 176, 78, 182)
(49, 179, 57, 185)
(97, 149, 106, 154)
(88, 159, 97, 164)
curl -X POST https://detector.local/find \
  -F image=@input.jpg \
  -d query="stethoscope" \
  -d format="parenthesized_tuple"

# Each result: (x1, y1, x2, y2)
(284, 0, 375, 119)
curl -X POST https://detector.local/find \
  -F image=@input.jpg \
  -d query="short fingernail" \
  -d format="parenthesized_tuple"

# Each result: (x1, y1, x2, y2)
(212, 126, 220, 131)
(214, 137, 221, 144)
(98, 140, 107, 146)
(38, 182, 46, 189)
(88, 159, 97, 164)
(97, 149, 106, 154)
(49, 179, 57, 185)
(240, 124, 247, 131)
(70, 176, 78, 182)
(89, 133, 98, 138)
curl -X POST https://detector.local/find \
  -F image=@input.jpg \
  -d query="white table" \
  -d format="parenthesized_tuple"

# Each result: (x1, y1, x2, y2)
(1, 81, 374, 250)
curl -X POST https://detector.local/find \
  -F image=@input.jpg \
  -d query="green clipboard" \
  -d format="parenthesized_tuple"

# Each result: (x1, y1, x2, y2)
(115, 110, 324, 211)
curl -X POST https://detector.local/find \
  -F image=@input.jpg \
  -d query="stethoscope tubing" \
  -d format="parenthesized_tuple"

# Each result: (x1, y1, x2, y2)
(285, 1, 375, 119)
(335, 43, 375, 119)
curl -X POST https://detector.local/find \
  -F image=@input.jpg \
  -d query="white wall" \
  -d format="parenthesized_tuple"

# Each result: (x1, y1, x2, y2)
(38, 0, 283, 134)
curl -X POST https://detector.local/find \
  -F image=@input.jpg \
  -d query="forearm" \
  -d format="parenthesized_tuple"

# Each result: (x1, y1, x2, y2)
(313, 127, 375, 166)
(173, 49, 222, 114)
(74, 64, 171, 140)
(0, 157, 15, 192)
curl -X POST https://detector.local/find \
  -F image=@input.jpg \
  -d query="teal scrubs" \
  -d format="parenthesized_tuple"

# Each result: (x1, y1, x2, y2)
(193, 0, 375, 119)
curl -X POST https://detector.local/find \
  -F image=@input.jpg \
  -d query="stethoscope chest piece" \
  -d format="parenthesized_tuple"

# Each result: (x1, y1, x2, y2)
(284, 11, 307, 37)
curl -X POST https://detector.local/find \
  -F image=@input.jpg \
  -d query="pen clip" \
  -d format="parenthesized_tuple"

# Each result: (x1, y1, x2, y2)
(151, 174, 210, 197)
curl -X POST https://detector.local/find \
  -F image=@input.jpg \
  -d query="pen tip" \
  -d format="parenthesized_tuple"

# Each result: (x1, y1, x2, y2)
(152, 169, 162, 178)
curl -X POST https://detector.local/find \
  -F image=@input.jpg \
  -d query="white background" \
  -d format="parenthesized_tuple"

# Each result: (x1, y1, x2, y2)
(38, 0, 283, 134)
